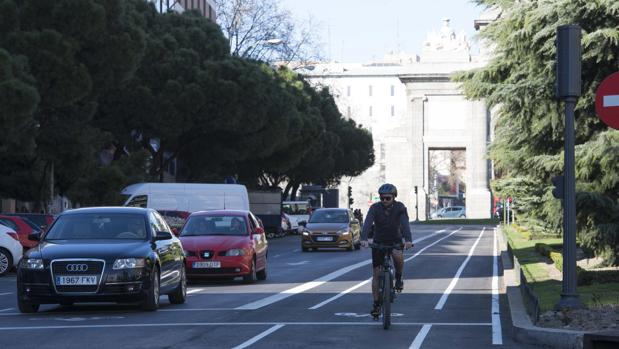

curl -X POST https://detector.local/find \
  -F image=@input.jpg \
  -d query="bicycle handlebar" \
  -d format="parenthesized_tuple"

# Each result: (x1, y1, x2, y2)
(369, 242, 404, 251)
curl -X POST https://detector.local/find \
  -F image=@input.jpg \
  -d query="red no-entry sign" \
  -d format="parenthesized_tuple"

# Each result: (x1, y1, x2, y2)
(595, 72, 619, 130)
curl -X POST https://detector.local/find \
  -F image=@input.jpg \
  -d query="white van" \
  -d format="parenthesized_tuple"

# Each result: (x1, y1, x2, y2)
(121, 183, 250, 212)
(282, 200, 311, 232)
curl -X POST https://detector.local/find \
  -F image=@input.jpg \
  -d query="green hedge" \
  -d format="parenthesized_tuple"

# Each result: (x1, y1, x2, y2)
(578, 269, 619, 286)
(535, 243, 619, 286)
(535, 242, 564, 273)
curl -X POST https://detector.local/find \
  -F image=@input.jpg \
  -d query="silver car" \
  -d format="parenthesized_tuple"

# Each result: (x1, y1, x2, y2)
(432, 206, 466, 219)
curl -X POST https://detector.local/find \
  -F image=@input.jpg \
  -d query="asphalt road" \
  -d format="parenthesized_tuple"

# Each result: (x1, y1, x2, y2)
(0, 225, 543, 349)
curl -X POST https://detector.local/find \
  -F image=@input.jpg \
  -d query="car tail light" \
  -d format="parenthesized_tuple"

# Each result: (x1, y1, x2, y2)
(7, 232, 19, 241)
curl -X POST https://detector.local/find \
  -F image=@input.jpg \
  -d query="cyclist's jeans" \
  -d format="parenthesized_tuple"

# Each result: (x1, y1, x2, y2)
(372, 249, 404, 302)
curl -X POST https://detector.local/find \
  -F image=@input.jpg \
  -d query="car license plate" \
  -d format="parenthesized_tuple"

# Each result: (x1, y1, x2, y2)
(55, 275, 97, 286)
(316, 236, 333, 242)
(193, 261, 221, 268)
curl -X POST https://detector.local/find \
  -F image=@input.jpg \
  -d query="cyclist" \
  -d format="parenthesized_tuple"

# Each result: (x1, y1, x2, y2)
(360, 183, 413, 318)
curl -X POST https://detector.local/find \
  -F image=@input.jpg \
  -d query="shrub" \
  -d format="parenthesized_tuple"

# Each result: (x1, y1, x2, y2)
(577, 269, 619, 286)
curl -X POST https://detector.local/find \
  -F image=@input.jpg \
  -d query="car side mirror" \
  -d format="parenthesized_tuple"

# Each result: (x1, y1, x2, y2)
(299, 221, 307, 227)
(28, 232, 41, 241)
(254, 227, 265, 235)
(154, 231, 173, 241)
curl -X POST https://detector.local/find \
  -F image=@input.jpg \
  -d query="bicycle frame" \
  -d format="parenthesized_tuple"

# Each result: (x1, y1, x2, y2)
(371, 242, 402, 329)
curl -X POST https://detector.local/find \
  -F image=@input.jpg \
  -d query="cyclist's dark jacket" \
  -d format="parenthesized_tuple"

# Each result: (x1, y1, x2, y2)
(361, 201, 412, 243)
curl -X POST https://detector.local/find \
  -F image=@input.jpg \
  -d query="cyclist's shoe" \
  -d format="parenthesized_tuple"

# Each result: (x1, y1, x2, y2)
(395, 278, 404, 292)
(371, 302, 381, 319)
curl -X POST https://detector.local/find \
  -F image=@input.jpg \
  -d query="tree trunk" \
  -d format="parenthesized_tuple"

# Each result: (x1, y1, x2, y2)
(290, 182, 301, 201)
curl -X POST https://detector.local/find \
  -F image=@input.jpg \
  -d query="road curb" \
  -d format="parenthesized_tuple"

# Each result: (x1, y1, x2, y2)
(497, 226, 585, 349)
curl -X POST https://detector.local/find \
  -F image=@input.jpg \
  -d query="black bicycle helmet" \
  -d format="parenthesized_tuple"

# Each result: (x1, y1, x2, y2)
(378, 183, 398, 197)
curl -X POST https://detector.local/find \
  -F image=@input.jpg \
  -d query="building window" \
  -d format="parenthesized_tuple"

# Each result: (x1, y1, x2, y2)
(369, 106, 373, 117)
(347, 86, 351, 97)
(391, 105, 395, 116)
(390, 85, 395, 96)
(347, 106, 351, 117)
(369, 85, 373, 96)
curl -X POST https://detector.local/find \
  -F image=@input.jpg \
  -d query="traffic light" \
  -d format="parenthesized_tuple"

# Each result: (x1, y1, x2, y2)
(551, 175, 564, 199)
(347, 186, 353, 206)
(414, 186, 418, 194)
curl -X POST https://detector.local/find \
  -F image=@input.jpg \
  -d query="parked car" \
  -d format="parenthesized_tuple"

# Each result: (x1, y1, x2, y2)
(1, 213, 55, 230)
(431, 206, 466, 219)
(179, 210, 268, 283)
(0, 215, 40, 249)
(0, 224, 23, 276)
(301, 208, 361, 252)
(282, 201, 311, 233)
(16, 207, 186, 313)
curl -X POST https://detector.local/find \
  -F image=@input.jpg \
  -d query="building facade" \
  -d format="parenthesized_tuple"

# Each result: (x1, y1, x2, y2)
(303, 17, 498, 219)
(149, 0, 217, 21)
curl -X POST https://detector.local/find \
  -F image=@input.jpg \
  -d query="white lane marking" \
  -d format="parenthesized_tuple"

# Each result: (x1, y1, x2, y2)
(434, 228, 486, 310)
(603, 95, 619, 107)
(273, 255, 281, 258)
(293, 249, 300, 252)
(409, 324, 432, 349)
(0, 322, 492, 330)
(309, 279, 372, 309)
(335, 312, 403, 318)
(231, 324, 284, 349)
(286, 261, 309, 266)
(239, 228, 458, 311)
(0, 308, 13, 312)
(186, 288, 205, 295)
(160, 308, 240, 312)
(405, 228, 462, 263)
(0, 292, 12, 296)
(308, 228, 461, 310)
(492, 228, 503, 345)
(235, 262, 371, 310)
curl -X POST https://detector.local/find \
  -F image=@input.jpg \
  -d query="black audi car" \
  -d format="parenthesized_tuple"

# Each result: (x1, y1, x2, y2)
(17, 207, 186, 313)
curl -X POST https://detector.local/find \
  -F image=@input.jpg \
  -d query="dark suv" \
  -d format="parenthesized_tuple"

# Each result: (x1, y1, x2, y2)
(17, 207, 186, 312)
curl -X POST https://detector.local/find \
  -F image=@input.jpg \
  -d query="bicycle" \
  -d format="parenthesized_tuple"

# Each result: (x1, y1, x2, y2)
(370, 242, 403, 329)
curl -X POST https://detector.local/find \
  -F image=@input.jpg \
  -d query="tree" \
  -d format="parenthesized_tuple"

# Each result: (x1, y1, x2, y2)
(0, 0, 147, 208)
(0, 47, 40, 199)
(458, 0, 619, 264)
(214, 0, 322, 64)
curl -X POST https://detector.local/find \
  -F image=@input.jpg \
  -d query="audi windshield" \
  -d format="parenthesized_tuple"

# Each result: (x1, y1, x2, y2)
(44, 213, 148, 240)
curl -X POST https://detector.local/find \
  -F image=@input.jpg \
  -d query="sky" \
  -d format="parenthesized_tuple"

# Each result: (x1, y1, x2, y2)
(279, 0, 485, 63)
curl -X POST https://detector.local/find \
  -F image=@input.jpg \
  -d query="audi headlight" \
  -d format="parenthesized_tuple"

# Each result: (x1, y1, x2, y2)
(21, 258, 44, 270)
(225, 249, 246, 257)
(113, 258, 145, 270)
(302, 231, 310, 236)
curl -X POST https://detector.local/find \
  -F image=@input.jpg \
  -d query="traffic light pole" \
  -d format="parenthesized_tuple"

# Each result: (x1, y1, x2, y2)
(557, 97, 581, 309)
(414, 186, 419, 222)
(555, 25, 582, 310)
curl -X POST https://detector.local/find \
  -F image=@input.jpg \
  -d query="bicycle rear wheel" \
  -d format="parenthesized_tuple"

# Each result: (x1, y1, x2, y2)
(382, 270, 391, 329)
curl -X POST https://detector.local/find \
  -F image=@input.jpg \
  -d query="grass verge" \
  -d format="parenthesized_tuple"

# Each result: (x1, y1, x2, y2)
(504, 224, 619, 312)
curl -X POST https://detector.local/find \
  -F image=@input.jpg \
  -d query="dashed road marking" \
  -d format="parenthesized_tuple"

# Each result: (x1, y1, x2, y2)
(409, 324, 432, 349)
(231, 324, 284, 349)
(0, 293, 12, 296)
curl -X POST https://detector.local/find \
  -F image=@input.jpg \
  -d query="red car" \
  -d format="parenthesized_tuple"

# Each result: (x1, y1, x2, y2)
(179, 210, 268, 283)
(0, 215, 40, 249)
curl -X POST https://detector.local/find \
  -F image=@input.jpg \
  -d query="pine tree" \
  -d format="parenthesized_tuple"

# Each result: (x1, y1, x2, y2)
(458, 0, 619, 264)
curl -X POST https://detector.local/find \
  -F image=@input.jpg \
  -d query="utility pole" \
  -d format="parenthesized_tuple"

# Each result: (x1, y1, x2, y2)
(414, 186, 419, 222)
(555, 24, 583, 310)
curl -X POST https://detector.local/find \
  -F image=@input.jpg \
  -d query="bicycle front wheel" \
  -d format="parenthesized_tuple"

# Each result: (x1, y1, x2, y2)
(382, 270, 391, 329)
